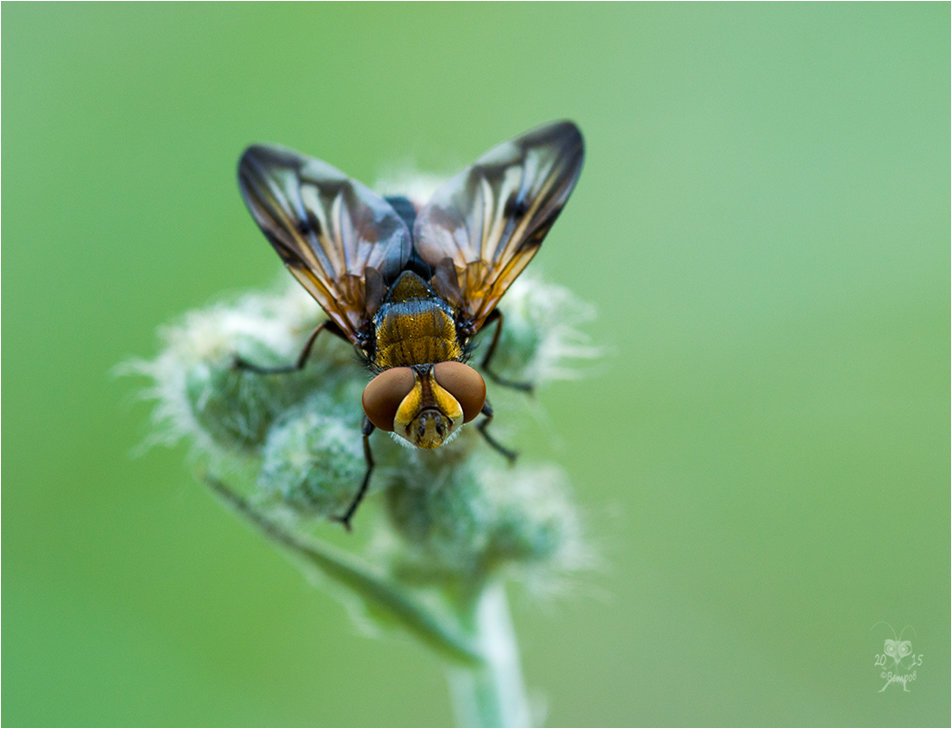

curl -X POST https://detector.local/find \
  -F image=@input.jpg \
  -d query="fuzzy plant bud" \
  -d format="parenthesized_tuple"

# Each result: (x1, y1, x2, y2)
(133, 285, 346, 452)
(184, 350, 302, 451)
(131, 226, 596, 729)
(135, 273, 593, 541)
(384, 458, 584, 583)
(479, 275, 597, 385)
(258, 386, 396, 518)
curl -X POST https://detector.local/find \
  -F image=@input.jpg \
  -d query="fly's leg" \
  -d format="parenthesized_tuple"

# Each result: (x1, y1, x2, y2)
(233, 318, 373, 532)
(232, 320, 346, 374)
(476, 400, 518, 463)
(479, 309, 533, 393)
(331, 418, 376, 532)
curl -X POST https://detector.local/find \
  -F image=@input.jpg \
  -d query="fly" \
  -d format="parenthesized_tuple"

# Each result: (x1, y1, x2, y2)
(235, 121, 584, 529)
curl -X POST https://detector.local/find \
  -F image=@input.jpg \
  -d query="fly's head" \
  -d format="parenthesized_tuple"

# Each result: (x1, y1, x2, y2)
(362, 362, 486, 449)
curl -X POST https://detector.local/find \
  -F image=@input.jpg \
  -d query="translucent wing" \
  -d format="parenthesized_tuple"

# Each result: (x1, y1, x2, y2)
(413, 120, 584, 332)
(238, 144, 412, 344)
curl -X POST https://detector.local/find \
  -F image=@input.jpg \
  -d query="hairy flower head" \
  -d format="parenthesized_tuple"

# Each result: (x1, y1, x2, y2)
(134, 267, 594, 584)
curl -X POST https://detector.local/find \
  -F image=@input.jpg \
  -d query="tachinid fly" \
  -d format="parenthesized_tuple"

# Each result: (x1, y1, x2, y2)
(236, 121, 585, 529)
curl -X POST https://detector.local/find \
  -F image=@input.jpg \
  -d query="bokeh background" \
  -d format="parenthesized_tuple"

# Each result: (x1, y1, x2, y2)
(3, 3, 948, 726)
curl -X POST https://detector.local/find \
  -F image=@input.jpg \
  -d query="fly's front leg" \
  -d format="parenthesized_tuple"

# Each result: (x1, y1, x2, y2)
(476, 400, 518, 463)
(332, 417, 376, 532)
(479, 309, 533, 393)
(232, 320, 346, 374)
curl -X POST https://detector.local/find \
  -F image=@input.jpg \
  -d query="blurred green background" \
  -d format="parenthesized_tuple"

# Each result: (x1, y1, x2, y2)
(3, 3, 948, 726)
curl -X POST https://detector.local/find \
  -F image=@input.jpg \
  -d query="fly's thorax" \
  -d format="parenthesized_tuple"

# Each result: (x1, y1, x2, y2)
(362, 362, 486, 449)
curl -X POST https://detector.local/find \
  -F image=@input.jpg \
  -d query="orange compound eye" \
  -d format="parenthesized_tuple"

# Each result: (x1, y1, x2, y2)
(433, 361, 486, 424)
(362, 367, 415, 432)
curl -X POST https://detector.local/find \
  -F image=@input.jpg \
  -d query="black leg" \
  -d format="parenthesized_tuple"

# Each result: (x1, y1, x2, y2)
(332, 418, 376, 531)
(232, 320, 344, 374)
(476, 400, 518, 463)
(480, 309, 533, 393)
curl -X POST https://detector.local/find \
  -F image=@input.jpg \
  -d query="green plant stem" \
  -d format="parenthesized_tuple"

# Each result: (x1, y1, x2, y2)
(204, 475, 482, 667)
(446, 582, 531, 728)
(206, 475, 530, 726)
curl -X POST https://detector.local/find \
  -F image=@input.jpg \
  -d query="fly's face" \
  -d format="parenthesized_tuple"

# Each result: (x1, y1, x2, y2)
(362, 362, 486, 449)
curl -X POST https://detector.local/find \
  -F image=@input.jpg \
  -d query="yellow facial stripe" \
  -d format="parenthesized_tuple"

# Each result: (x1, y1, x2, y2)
(394, 379, 423, 432)
(430, 376, 463, 424)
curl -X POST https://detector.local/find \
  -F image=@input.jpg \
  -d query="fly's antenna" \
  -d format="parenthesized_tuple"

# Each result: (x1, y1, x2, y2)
(898, 625, 917, 641)
(870, 621, 898, 639)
